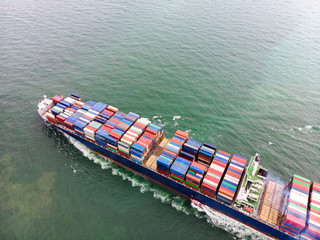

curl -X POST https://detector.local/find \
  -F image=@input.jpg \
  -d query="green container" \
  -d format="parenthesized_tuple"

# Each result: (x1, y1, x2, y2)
(89, 121, 102, 129)
(186, 181, 199, 189)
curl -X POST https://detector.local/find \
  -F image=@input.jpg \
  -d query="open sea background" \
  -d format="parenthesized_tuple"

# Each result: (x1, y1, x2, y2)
(1, 0, 320, 239)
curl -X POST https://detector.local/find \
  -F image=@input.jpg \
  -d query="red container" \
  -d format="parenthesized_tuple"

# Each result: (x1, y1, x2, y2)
(157, 168, 169, 176)
(211, 160, 227, 168)
(170, 172, 184, 182)
(85, 137, 95, 143)
(291, 181, 310, 193)
(232, 155, 247, 165)
(218, 186, 235, 198)
(119, 151, 130, 158)
(201, 189, 215, 197)
(191, 162, 206, 171)
(56, 115, 66, 124)
(204, 173, 220, 183)
(226, 169, 241, 179)
(133, 122, 146, 129)
(52, 95, 63, 104)
(312, 182, 320, 192)
(175, 130, 189, 139)
(47, 116, 57, 124)
(170, 138, 184, 146)
(217, 150, 231, 157)
(201, 182, 216, 192)
(186, 173, 201, 183)
(282, 214, 306, 229)
(305, 226, 320, 238)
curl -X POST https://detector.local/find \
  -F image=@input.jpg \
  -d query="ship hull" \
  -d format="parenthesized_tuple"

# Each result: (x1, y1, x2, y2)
(49, 122, 295, 240)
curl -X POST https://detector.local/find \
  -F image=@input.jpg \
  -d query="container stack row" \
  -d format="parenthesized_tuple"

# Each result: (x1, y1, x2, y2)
(47, 94, 163, 163)
(279, 175, 311, 237)
(156, 130, 189, 176)
(180, 139, 202, 161)
(118, 118, 150, 158)
(201, 150, 231, 197)
(217, 154, 247, 205)
(105, 112, 126, 152)
(196, 143, 216, 167)
(185, 161, 206, 189)
(301, 182, 320, 240)
(130, 123, 164, 164)
(170, 157, 192, 183)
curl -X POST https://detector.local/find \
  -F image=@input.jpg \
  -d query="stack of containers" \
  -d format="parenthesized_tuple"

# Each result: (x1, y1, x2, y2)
(59, 99, 72, 109)
(95, 125, 110, 147)
(164, 130, 188, 155)
(196, 143, 216, 166)
(90, 102, 108, 124)
(50, 105, 64, 116)
(73, 100, 84, 109)
(64, 111, 83, 130)
(81, 100, 96, 111)
(118, 118, 149, 158)
(63, 97, 76, 106)
(71, 93, 81, 101)
(180, 139, 202, 161)
(52, 95, 63, 105)
(145, 123, 164, 143)
(98, 109, 114, 121)
(301, 182, 320, 240)
(201, 150, 231, 198)
(156, 130, 189, 175)
(105, 112, 126, 152)
(185, 161, 206, 189)
(45, 112, 57, 124)
(217, 154, 247, 205)
(91, 102, 107, 113)
(73, 119, 89, 137)
(279, 175, 311, 237)
(107, 113, 136, 152)
(170, 157, 191, 183)
(56, 111, 71, 125)
(130, 122, 163, 164)
(83, 121, 102, 142)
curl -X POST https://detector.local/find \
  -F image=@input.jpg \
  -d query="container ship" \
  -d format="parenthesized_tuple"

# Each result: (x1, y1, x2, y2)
(37, 94, 320, 240)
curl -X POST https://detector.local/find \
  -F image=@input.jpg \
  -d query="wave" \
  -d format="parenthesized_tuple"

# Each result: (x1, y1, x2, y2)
(199, 205, 272, 240)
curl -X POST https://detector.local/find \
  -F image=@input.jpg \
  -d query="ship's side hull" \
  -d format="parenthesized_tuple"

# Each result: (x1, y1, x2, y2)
(53, 123, 294, 240)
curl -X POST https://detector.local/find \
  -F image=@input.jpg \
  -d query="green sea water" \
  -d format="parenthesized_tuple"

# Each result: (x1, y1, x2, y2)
(1, 0, 320, 239)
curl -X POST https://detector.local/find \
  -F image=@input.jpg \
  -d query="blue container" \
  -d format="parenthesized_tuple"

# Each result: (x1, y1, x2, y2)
(56, 103, 67, 110)
(170, 165, 187, 178)
(180, 151, 195, 161)
(91, 102, 108, 113)
(51, 109, 60, 116)
(203, 142, 216, 150)
(99, 112, 111, 119)
(96, 129, 109, 138)
(71, 93, 80, 99)
(73, 120, 88, 131)
(161, 151, 176, 160)
(215, 155, 229, 164)
(130, 149, 143, 158)
(94, 117, 107, 124)
(82, 100, 96, 111)
(190, 165, 205, 175)
(59, 100, 71, 108)
(157, 156, 172, 169)
(172, 135, 186, 143)
(106, 135, 117, 146)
